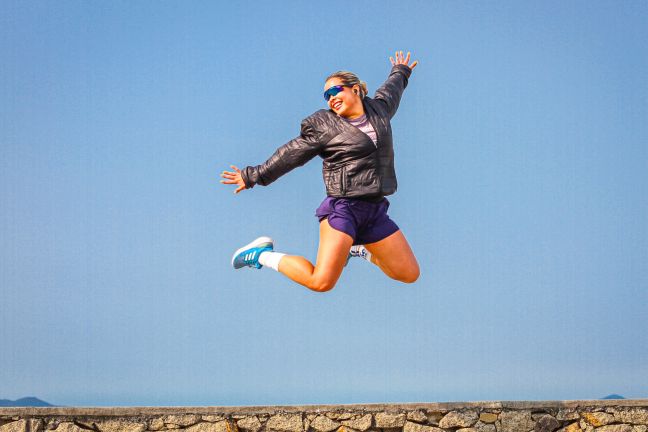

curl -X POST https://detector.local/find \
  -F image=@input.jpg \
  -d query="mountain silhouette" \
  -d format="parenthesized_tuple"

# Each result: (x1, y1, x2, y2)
(602, 394, 626, 400)
(0, 397, 54, 407)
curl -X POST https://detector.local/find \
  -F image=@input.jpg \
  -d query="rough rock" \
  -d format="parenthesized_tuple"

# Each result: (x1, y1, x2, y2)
(402, 421, 443, 432)
(2, 403, 647, 432)
(613, 410, 648, 425)
(535, 414, 560, 432)
(580, 412, 614, 427)
(498, 411, 534, 432)
(326, 413, 353, 421)
(558, 423, 581, 432)
(480, 413, 498, 424)
(407, 411, 427, 423)
(596, 426, 634, 432)
(340, 415, 372, 431)
(557, 410, 580, 421)
(266, 414, 303, 432)
(474, 422, 496, 432)
(8, 419, 43, 432)
(97, 420, 146, 432)
(426, 412, 445, 426)
(311, 416, 340, 432)
(439, 411, 478, 429)
(45, 418, 61, 430)
(52, 423, 85, 432)
(578, 420, 594, 432)
(0, 420, 27, 432)
(164, 415, 202, 427)
(374, 413, 406, 428)
(238, 417, 262, 432)
(149, 418, 165, 431)
(186, 422, 231, 432)
(30, 419, 44, 432)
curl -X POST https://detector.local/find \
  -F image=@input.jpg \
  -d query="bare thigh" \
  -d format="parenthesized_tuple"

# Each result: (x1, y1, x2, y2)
(364, 230, 420, 283)
(313, 218, 354, 279)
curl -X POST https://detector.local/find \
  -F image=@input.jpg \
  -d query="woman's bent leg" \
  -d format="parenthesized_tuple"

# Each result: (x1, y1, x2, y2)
(364, 230, 420, 283)
(278, 219, 354, 292)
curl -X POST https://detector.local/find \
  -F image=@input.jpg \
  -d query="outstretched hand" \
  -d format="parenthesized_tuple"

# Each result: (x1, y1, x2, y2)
(390, 51, 418, 71)
(220, 165, 246, 194)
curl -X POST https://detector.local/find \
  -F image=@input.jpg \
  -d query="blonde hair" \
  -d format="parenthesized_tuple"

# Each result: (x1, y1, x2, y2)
(325, 71, 368, 99)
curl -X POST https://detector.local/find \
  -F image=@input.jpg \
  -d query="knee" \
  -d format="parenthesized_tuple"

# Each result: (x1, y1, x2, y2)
(397, 266, 420, 284)
(308, 277, 337, 293)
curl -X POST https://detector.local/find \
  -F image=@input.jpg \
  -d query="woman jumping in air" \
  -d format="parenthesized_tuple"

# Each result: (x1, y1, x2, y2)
(221, 51, 420, 292)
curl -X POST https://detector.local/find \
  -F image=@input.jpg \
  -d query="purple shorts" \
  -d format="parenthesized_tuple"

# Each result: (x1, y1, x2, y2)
(315, 197, 400, 246)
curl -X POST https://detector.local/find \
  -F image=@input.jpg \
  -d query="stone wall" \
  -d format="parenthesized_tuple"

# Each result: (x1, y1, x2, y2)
(1, 400, 648, 432)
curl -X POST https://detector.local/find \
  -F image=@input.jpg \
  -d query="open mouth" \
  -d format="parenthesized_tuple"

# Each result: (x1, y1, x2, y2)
(333, 101, 342, 110)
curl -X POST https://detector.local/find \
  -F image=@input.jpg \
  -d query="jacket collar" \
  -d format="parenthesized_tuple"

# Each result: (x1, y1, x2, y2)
(326, 98, 382, 145)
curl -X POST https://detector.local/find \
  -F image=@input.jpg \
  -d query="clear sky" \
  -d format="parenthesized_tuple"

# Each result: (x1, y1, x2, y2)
(1, 1, 647, 406)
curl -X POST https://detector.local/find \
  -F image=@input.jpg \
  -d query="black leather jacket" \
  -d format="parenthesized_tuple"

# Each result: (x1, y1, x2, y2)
(241, 64, 412, 199)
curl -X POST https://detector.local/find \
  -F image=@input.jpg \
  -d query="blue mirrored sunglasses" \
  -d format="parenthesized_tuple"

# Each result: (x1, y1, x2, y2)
(323, 85, 347, 101)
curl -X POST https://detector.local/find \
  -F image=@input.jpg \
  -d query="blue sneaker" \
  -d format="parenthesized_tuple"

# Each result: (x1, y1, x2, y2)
(231, 236, 274, 269)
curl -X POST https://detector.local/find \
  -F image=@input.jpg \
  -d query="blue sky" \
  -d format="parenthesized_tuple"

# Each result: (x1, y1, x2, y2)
(1, 1, 647, 406)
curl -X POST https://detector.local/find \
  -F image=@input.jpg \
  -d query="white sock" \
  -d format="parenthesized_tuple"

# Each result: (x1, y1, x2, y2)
(258, 251, 286, 272)
(350, 245, 372, 262)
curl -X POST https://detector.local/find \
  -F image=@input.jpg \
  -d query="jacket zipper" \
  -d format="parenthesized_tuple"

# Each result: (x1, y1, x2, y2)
(365, 109, 383, 193)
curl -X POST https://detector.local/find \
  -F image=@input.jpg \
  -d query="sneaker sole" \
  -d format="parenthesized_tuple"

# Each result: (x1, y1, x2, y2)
(231, 236, 274, 268)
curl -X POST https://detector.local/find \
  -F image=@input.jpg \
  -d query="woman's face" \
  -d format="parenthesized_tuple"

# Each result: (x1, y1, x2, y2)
(324, 78, 360, 118)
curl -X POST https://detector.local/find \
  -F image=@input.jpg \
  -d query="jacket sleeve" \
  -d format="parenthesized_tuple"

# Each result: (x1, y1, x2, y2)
(241, 118, 322, 189)
(373, 64, 412, 119)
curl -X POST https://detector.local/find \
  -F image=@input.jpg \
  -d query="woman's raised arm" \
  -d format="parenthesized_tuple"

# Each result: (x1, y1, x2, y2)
(373, 50, 418, 119)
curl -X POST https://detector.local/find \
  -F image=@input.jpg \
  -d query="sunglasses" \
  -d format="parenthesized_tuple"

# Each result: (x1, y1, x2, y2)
(323, 85, 348, 101)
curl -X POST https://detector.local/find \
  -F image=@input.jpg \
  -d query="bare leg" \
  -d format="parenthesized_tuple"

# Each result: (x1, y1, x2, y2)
(277, 219, 354, 292)
(364, 230, 420, 283)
